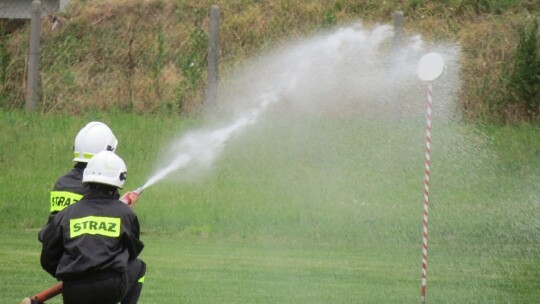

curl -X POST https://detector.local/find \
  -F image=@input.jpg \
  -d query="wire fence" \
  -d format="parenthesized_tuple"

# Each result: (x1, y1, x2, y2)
(0, 0, 68, 19)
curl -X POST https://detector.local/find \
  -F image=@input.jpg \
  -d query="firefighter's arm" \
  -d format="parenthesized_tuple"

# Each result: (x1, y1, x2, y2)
(123, 213, 144, 259)
(120, 191, 139, 208)
(39, 221, 64, 277)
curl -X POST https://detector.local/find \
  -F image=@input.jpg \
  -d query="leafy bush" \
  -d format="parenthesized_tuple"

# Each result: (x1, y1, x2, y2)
(506, 19, 540, 121)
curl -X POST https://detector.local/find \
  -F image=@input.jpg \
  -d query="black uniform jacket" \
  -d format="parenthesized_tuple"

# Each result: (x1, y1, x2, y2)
(39, 190, 144, 281)
(49, 164, 90, 219)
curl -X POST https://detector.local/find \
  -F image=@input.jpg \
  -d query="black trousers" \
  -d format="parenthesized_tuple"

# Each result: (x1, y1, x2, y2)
(62, 259, 146, 304)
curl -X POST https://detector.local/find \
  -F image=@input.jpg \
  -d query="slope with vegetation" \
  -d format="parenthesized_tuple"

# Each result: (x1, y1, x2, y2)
(0, 0, 539, 123)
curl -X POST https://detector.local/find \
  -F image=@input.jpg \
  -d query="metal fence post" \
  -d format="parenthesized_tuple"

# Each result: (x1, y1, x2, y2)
(205, 5, 220, 106)
(26, 0, 42, 112)
(393, 11, 404, 49)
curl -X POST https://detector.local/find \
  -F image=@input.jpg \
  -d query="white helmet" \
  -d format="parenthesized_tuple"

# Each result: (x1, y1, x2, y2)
(83, 151, 127, 189)
(73, 122, 118, 163)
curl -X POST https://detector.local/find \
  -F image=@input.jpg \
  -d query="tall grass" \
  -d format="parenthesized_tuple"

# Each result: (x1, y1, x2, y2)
(2, 111, 538, 241)
(0, 0, 538, 121)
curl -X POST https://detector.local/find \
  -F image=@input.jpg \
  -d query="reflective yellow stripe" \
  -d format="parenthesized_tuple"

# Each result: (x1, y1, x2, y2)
(70, 216, 121, 238)
(73, 152, 94, 160)
(50, 191, 83, 212)
(137, 275, 145, 283)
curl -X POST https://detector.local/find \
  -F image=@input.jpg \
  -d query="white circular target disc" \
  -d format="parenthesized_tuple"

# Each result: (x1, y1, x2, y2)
(417, 52, 445, 81)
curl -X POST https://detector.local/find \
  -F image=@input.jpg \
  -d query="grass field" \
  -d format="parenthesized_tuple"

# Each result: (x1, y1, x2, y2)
(1, 111, 539, 303)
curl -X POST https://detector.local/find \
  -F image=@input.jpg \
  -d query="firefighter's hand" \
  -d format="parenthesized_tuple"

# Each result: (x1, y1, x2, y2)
(120, 191, 139, 207)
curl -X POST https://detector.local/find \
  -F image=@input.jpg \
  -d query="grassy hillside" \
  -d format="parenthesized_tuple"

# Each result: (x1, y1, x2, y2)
(0, 0, 539, 122)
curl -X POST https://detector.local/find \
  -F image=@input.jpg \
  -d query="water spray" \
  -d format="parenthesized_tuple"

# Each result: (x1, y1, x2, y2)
(139, 87, 288, 193)
(416, 52, 445, 304)
(139, 25, 441, 193)
(132, 187, 144, 195)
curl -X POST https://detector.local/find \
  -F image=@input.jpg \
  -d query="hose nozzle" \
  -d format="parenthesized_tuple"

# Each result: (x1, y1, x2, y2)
(120, 186, 145, 205)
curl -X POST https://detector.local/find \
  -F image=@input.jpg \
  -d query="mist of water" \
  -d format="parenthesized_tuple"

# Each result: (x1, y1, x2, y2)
(142, 23, 461, 190)
(142, 89, 286, 189)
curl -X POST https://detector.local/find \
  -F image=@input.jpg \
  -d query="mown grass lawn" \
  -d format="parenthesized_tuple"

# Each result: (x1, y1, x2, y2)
(2, 227, 539, 303)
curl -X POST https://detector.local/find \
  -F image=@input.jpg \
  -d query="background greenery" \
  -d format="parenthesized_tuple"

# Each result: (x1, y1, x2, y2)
(0, 0, 539, 122)
(0, 0, 539, 303)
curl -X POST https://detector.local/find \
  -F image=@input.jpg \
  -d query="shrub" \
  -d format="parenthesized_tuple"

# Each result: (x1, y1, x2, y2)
(506, 19, 540, 121)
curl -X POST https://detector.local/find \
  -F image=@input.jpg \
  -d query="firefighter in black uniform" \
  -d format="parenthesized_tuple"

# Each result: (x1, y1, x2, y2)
(49, 121, 138, 223)
(39, 151, 146, 304)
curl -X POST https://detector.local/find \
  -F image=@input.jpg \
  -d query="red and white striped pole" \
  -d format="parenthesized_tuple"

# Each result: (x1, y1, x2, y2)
(420, 83, 433, 304)
(416, 52, 445, 304)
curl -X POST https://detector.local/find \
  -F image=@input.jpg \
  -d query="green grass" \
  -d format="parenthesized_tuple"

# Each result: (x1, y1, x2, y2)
(3, 229, 421, 303)
(1, 111, 539, 303)
(2, 229, 539, 303)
